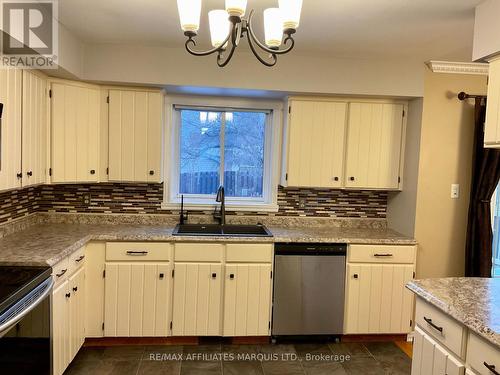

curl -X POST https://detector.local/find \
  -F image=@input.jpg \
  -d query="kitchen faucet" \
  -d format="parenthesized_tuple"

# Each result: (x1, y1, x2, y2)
(213, 186, 226, 225)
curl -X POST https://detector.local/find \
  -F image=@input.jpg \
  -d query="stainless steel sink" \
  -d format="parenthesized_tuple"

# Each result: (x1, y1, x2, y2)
(172, 224, 273, 237)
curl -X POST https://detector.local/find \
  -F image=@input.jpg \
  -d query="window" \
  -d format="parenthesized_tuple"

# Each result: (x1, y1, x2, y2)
(165, 97, 282, 211)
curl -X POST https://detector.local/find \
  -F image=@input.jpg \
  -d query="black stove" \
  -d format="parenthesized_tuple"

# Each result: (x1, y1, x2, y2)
(0, 265, 52, 313)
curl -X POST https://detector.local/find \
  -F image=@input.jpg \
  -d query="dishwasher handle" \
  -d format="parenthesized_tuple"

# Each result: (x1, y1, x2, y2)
(275, 243, 347, 256)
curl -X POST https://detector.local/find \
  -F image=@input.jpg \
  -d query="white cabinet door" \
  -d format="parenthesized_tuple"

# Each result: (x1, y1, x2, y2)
(104, 262, 170, 337)
(172, 263, 222, 336)
(286, 100, 347, 188)
(411, 327, 465, 375)
(85, 242, 105, 338)
(22, 70, 47, 186)
(50, 81, 100, 183)
(223, 264, 272, 336)
(485, 58, 500, 148)
(0, 69, 22, 191)
(108, 89, 163, 182)
(345, 102, 405, 189)
(52, 280, 69, 375)
(344, 263, 414, 334)
(68, 267, 85, 362)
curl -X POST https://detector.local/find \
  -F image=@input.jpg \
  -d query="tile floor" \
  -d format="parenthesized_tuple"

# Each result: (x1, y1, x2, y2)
(64, 341, 411, 375)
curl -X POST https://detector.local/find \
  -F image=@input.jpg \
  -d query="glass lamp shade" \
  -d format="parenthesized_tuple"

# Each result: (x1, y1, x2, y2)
(177, 0, 202, 33)
(264, 8, 283, 48)
(209, 10, 230, 48)
(278, 0, 303, 30)
(225, 0, 247, 17)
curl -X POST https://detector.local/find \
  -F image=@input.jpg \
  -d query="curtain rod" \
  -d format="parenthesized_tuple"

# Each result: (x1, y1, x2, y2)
(458, 92, 487, 101)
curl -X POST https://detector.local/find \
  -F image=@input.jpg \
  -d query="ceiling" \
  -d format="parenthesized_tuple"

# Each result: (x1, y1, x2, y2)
(59, 0, 483, 61)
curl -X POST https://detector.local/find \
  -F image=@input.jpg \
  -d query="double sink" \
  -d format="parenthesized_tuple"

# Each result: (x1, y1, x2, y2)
(172, 224, 273, 237)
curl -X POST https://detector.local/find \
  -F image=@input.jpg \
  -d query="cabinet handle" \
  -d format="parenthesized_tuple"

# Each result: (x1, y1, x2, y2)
(90, 170, 96, 175)
(56, 269, 67, 278)
(229, 274, 235, 279)
(373, 253, 394, 258)
(16, 172, 22, 179)
(26, 171, 33, 177)
(333, 176, 339, 181)
(484, 362, 499, 375)
(126, 251, 148, 256)
(76, 255, 85, 262)
(73, 286, 78, 292)
(65, 293, 71, 298)
(149, 170, 155, 175)
(353, 274, 359, 279)
(212, 273, 217, 279)
(159, 273, 164, 279)
(423, 317, 443, 333)
(349, 177, 355, 181)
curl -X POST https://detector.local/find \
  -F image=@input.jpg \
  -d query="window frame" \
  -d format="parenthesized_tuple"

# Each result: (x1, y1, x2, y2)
(163, 95, 283, 212)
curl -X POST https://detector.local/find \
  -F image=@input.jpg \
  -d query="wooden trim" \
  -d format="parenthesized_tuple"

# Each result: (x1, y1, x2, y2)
(84, 337, 199, 347)
(342, 334, 408, 342)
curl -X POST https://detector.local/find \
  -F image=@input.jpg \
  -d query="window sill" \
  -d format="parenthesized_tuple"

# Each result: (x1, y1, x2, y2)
(161, 202, 279, 213)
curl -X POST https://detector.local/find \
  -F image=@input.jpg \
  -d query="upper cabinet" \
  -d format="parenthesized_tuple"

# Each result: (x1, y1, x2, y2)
(22, 70, 48, 187)
(108, 89, 164, 183)
(0, 69, 22, 191)
(50, 80, 101, 183)
(285, 100, 347, 188)
(345, 102, 405, 190)
(485, 58, 500, 148)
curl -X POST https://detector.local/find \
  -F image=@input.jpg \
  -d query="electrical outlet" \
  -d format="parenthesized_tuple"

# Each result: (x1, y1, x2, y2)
(298, 199, 307, 209)
(451, 184, 460, 199)
(83, 193, 91, 205)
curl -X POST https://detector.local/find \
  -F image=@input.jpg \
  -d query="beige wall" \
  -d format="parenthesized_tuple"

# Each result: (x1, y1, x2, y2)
(414, 69, 487, 278)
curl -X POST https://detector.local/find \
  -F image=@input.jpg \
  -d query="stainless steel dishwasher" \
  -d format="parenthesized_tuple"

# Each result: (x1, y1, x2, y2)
(272, 243, 346, 336)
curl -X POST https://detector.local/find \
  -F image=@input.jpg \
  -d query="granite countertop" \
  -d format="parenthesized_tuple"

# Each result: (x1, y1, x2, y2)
(407, 278, 500, 349)
(0, 222, 415, 267)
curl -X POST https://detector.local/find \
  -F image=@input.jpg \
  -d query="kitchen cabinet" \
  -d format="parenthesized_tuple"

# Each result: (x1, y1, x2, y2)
(411, 326, 465, 375)
(68, 267, 85, 362)
(22, 70, 48, 186)
(466, 332, 500, 375)
(108, 88, 163, 182)
(485, 57, 500, 148)
(223, 263, 272, 336)
(345, 102, 406, 189)
(50, 80, 101, 183)
(285, 100, 347, 188)
(85, 242, 105, 338)
(344, 244, 416, 334)
(171, 262, 223, 336)
(52, 279, 70, 375)
(0, 69, 22, 191)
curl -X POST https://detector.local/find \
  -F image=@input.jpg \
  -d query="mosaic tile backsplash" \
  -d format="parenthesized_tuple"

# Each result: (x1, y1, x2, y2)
(0, 183, 388, 224)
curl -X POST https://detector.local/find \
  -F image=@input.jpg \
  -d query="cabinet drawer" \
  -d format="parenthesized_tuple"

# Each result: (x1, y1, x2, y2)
(106, 242, 170, 261)
(68, 246, 86, 275)
(226, 244, 273, 263)
(348, 244, 416, 264)
(415, 299, 465, 358)
(174, 243, 223, 262)
(466, 333, 500, 375)
(52, 257, 69, 285)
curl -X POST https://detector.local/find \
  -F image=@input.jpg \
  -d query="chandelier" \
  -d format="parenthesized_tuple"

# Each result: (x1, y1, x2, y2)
(176, 0, 303, 67)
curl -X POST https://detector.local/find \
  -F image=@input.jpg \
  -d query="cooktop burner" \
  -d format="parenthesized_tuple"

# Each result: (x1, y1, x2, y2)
(0, 266, 52, 313)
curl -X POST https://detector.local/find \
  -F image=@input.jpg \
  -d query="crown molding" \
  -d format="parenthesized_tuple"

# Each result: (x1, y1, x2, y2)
(426, 61, 489, 76)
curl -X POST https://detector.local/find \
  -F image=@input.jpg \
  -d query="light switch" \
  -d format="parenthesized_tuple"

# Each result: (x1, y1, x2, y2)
(451, 184, 460, 199)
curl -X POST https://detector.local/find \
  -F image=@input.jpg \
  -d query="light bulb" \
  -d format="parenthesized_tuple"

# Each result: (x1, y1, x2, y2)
(176, 0, 202, 33)
(225, 0, 247, 17)
(209, 10, 230, 48)
(264, 8, 283, 48)
(279, 0, 303, 30)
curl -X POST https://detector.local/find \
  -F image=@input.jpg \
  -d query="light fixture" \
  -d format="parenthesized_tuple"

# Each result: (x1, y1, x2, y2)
(176, 0, 302, 67)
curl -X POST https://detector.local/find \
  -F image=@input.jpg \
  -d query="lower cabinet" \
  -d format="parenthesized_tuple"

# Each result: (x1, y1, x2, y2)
(52, 261, 86, 375)
(412, 326, 465, 375)
(104, 262, 171, 337)
(223, 263, 272, 336)
(171, 263, 223, 336)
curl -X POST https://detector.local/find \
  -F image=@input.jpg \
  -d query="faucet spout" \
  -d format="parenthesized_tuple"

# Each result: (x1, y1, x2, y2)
(214, 186, 226, 225)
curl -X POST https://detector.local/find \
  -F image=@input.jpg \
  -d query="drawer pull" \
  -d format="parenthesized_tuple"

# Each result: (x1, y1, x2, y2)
(230, 274, 235, 279)
(373, 253, 394, 257)
(73, 286, 78, 292)
(212, 273, 217, 279)
(76, 255, 85, 262)
(484, 362, 499, 375)
(353, 274, 359, 279)
(56, 269, 67, 278)
(65, 293, 71, 299)
(423, 317, 443, 333)
(126, 251, 148, 256)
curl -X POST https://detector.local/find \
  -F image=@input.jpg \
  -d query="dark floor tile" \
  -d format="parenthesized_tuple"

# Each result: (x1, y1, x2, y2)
(143, 345, 184, 361)
(259, 344, 297, 355)
(364, 342, 411, 375)
(183, 344, 222, 356)
(364, 342, 405, 357)
(72, 347, 105, 363)
(102, 346, 145, 361)
(294, 343, 333, 359)
(342, 356, 386, 375)
(180, 360, 222, 375)
(302, 360, 347, 375)
(261, 360, 303, 375)
(137, 360, 181, 375)
(65, 360, 140, 375)
(222, 344, 261, 356)
(223, 361, 264, 375)
(329, 342, 372, 359)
